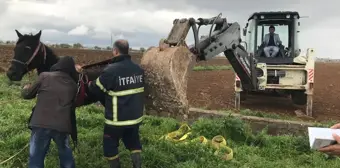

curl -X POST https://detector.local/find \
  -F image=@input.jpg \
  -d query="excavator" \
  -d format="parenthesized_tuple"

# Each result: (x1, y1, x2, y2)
(141, 11, 315, 118)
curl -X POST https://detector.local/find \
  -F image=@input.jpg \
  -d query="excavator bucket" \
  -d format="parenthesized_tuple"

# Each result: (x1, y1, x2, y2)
(141, 14, 241, 119)
(140, 18, 195, 119)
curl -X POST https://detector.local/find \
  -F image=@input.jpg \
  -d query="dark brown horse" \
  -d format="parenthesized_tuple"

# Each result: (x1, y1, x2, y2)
(6, 29, 112, 105)
(6, 30, 110, 81)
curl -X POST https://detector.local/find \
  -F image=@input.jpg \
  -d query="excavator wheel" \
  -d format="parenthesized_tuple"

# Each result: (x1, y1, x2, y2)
(240, 91, 247, 101)
(140, 39, 195, 119)
(291, 90, 307, 105)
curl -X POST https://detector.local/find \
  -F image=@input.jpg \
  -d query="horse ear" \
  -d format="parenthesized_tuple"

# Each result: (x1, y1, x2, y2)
(35, 30, 42, 40)
(15, 29, 23, 38)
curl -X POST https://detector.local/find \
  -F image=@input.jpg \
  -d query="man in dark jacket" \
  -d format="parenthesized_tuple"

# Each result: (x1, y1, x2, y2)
(83, 39, 144, 168)
(22, 56, 79, 168)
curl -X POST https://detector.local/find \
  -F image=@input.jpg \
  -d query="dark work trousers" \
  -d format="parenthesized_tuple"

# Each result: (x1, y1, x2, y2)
(103, 124, 142, 160)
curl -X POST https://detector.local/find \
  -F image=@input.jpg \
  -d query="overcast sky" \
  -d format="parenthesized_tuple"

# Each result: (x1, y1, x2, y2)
(0, 0, 338, 58)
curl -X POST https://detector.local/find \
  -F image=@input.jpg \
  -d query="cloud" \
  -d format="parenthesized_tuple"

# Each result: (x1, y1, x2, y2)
(0, 1, 8, 16)
(0, 0, 339, 58)
(0, 0, 216, 47)
(68, 25, 91, 36)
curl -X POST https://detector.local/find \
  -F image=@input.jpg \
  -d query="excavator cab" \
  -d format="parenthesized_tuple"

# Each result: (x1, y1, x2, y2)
(242, 11, 301, 64)
(235, 11, 315, 117)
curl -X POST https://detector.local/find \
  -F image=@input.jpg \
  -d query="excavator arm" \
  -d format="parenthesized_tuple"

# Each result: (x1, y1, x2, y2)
(140, 13, 257, 118)
(163, 13, 257, 90)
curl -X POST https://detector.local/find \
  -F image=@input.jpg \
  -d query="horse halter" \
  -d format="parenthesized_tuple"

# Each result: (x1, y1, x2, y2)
(12, 42, 47, 71)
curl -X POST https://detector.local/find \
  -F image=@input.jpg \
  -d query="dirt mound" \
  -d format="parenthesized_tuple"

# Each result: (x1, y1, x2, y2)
(0, 66, 7, 73)
(141, 46, 194, 119)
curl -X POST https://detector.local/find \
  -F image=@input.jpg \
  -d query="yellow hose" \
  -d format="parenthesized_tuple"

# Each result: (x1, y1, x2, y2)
(161, 124, 233, 161)
(160, 124, 192, 142)
(190, 136, 209, 144)
(211, 135, 233, 161)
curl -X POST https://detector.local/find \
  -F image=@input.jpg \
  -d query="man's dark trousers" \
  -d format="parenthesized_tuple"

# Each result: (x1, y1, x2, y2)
(103, 124, 142, 168)
(29, 127, 75, 168)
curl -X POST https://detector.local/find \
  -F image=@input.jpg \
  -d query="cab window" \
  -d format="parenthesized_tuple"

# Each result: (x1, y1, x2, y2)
(256, 25, 289, 47)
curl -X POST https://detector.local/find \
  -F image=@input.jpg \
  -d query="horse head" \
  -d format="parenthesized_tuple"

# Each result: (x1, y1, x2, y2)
(6, 30, 58, 81)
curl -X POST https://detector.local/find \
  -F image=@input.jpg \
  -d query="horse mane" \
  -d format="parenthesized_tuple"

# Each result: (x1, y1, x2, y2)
(43, 44, 59, 60)
(40, 42, 106, 80)
(35, 41, 59, 74)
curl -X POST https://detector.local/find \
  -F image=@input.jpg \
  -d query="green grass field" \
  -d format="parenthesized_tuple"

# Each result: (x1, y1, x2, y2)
(1, 73, 340, 168)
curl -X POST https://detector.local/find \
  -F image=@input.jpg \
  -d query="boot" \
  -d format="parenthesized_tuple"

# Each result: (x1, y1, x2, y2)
(109, 158, 121, 168)
(131, 152, 142, 168)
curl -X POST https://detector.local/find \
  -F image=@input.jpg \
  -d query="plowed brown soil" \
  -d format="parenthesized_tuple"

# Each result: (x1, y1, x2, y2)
(1, 45, 339, 121)
(187, 62, 340, 121)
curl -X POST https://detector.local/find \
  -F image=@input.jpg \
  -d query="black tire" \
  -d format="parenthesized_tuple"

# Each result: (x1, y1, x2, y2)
(291, 90, 307, 105)
(240, 91, 247, 101)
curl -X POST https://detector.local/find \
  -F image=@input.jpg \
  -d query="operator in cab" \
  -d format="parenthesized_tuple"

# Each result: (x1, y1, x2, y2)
(82, 39, 145, 168)
(263, 25, 282, 57)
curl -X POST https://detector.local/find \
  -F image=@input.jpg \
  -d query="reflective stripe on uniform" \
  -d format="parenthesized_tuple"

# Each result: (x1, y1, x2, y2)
(96, 78, 144, 126)
(105, 116, 143, 126)
(96, 78, 107, 92)
(108, 87, 144, 96)
(105, 155, 119, 160)
(131, 150, 142, 153)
